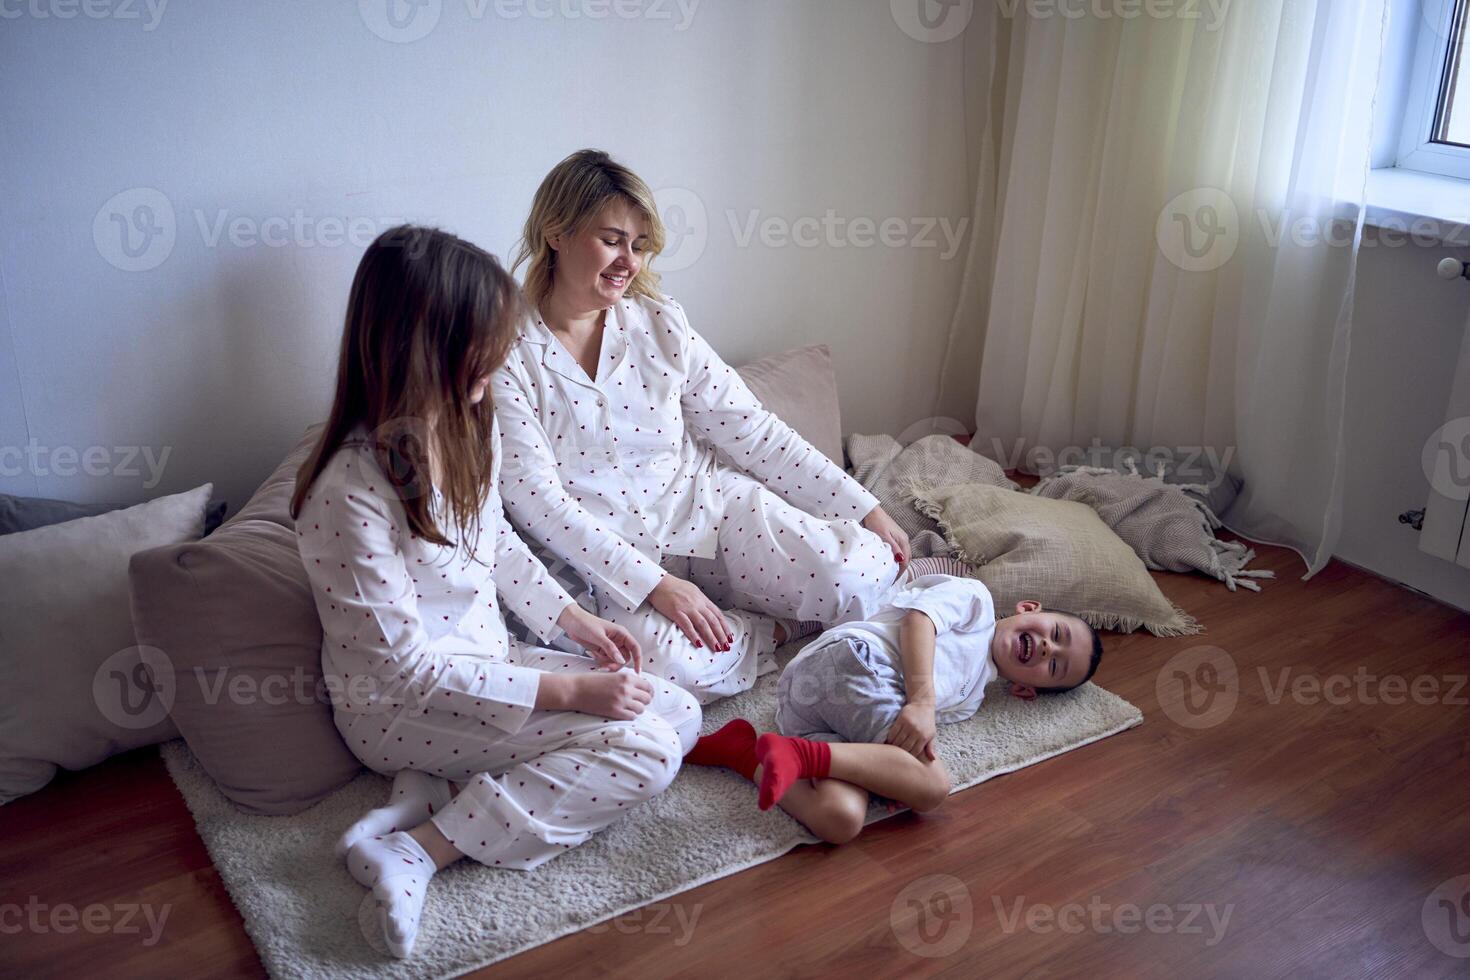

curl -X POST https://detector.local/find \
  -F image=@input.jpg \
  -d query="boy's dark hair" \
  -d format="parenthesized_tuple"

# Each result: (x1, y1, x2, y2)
(1033, 613, 1103, 695)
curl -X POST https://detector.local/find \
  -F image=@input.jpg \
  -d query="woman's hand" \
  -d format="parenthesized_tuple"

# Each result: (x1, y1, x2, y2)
(886, 701, 938, 761)
(863, 505, 911, 567)
(557, 603, 642, 673)
(648, 573, 733, 652)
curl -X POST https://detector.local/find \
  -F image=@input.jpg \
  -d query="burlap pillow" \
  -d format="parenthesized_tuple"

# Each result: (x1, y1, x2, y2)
(911, 484, 1198, 636)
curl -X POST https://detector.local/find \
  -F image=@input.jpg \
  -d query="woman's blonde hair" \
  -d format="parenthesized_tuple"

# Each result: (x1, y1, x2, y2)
(512, 149, 666, 307)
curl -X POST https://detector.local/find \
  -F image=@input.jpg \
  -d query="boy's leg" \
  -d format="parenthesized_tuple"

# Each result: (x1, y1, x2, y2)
(764, 774, 871, 845)
(769, 637, 951, 815)
(755, 733, 952, 813)
(685, 723, 952, 841)
(826, 742, 952, 811)
(685, 721, 875, 844)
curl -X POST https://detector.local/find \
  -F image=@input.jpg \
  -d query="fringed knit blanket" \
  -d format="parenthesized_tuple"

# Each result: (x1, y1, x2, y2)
(1030, 465, 1273, 592)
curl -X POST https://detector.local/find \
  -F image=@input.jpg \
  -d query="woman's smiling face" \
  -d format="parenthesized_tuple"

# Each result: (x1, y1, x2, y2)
(549, 197, 650, 311)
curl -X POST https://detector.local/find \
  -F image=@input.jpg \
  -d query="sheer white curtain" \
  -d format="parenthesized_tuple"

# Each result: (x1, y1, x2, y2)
(945, 0, 1389, 575)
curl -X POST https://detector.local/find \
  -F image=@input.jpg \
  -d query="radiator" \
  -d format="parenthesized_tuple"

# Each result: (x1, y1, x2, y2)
(1421, 262, 1470, 566)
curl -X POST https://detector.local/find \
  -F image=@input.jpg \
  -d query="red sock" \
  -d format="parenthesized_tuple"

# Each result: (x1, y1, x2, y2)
(684, 719, 758, 781)
(754, 733, 832, 811)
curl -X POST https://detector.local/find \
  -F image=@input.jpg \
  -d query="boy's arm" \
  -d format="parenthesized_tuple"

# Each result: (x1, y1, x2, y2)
(888, 610, 940, 760)
(898, 610, 939, 703)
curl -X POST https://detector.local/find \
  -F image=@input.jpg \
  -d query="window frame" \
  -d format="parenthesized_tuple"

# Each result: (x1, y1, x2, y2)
(1398, 0, 1470, 180)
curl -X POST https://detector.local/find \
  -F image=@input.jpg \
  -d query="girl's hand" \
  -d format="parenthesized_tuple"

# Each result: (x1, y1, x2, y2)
(862, 505, 911, 567)
(886, 702, 938, 761)
(567, 671, 655, 720)
(648, 573, 733, 652)
(557, 603, 643, 673)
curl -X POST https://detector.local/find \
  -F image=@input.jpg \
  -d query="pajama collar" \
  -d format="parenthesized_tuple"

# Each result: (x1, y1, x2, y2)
(518, 304, 631, 389)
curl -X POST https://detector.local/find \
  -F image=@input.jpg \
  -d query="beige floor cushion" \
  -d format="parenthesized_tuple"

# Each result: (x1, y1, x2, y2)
(736, 344, 845, 465)
(128, 425, 362, 816)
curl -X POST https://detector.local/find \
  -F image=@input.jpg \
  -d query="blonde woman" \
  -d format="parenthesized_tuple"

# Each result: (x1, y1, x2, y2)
(493, 150, 911, 705)
(292, 225, 701, 958)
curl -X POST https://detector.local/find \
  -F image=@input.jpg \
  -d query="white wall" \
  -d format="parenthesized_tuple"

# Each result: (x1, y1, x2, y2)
(11, 1, 1461, 613)
(0, 0, 974, 516)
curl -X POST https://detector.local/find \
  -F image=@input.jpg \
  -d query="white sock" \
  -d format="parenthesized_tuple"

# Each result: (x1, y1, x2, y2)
(336, 769, 452, 858)
(346, 831, 436, 959)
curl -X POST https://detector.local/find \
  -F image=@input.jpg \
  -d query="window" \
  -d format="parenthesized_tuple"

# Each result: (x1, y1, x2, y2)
(1400, 0, 1470, 179)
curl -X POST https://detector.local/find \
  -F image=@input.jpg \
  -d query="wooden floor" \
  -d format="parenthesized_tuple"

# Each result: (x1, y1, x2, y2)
(3, 538, 1469, 979)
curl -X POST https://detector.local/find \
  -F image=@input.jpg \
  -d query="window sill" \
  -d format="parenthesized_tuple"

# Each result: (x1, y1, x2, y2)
(1362, 167, 1470, 246)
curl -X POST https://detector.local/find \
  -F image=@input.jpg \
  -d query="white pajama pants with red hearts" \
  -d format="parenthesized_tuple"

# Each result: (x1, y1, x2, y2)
(591, 467, 902, 704)
(335, 649, 701, 871)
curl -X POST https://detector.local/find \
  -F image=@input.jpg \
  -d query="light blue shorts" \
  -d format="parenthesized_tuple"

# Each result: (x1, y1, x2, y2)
(774, 635, 905, 745)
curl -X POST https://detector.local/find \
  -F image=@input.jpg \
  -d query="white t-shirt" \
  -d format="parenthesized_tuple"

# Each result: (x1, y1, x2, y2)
(813, 573, 998, 724)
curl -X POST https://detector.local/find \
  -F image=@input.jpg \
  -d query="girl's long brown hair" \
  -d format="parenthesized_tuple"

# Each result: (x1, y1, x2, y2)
(289, 225, 525, 557)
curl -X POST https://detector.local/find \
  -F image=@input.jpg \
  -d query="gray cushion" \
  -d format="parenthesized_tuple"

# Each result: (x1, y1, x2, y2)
(0, 484, 214, 803)
(2, 493, 228, 536)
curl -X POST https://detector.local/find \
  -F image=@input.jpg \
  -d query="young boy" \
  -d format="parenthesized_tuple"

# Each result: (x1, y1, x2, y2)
(685, 559, 1103, 844)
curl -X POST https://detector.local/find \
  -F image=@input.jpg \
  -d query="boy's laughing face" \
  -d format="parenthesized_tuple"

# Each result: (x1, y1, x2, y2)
(989, 601, 1094, 699)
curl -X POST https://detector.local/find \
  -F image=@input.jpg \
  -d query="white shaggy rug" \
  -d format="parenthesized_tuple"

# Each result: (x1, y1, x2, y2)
(159, 644, 1142, 979)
